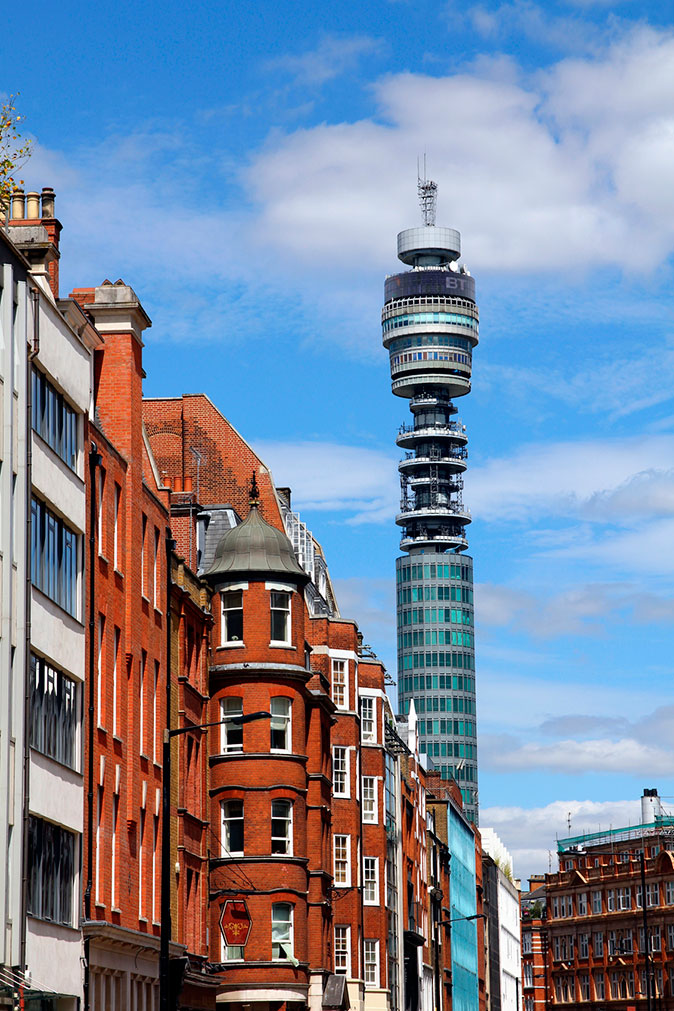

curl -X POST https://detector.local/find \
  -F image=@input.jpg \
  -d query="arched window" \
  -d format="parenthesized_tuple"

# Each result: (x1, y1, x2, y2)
(221, 800, 244, 856)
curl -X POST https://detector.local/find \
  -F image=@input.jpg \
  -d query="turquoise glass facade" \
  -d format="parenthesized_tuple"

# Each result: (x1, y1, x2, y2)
(448, 804, 479, 1011)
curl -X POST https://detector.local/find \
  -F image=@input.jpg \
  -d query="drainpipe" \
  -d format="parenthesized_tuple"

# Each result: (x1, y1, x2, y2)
(159, 527, 174, 1011)
(20, 288, 41, 974)
(83, 442, 102, 1011)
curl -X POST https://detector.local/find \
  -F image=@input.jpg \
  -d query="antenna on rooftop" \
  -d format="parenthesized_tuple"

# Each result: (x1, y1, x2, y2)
(417, 154, 438, 227)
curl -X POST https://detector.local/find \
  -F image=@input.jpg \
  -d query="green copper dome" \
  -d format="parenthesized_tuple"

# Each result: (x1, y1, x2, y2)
(206, 500, 309, 585)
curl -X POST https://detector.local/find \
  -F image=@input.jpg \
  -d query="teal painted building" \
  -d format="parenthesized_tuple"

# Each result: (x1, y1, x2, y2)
(448, 801, 479, 1011)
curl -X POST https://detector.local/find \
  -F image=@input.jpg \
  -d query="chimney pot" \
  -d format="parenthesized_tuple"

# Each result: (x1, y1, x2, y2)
(184, 477, 193, 493)
(10, 189, 25, 220)
(41, 187, 55, 218)
(25, 191, 40, 219)
(174, 477, 183, 492)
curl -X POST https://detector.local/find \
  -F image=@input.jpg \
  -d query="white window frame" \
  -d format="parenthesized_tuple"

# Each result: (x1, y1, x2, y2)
(271, 697, 292, 753)
(523, 964, 534, 987)
(221, 697, 244, 753)
(333, 746, 349, 798)
(271, 799, 293, 856)
(153, 527, 160, 609)
(362, 776, 377, 824)
(361, 696, 376, 742)
(334, 925, 351, 975)
(113, 483, 121, 570)
(221, 589, 244, 645)
(221, 799, 244, 857)
(270, 590, 292, 645)
(333, 834, 351, 886)
(271, 902, 294, 961)
(364, 939, 379, 987)
(592, 890, 602, 914)
(331, 659, 348, 709)
(363, 856, 379, 905)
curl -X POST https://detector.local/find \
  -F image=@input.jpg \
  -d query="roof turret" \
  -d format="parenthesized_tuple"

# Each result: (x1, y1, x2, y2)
(205, 474, 309, 585)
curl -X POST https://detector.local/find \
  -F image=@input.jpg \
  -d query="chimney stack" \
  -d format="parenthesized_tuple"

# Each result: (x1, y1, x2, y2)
(7, 185, 61, 299)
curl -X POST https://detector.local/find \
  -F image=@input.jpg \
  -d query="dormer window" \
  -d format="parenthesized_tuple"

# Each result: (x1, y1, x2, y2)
(222, 590, 243, 644)
(270, 591, 291, 644)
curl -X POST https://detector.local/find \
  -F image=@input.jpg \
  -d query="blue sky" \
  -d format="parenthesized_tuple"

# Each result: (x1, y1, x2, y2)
(6, 0, 674, 878)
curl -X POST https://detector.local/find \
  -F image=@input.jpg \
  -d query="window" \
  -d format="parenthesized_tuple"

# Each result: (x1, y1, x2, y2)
(111, 794, 119, 910)
(552, 897, 559, 918)
(647, 882, 660, 907)
(523, 964, 534, 987)
(223, 939, 244, 962)
(113, 484, 121, 570)
(31, 497, 78, 617)
(97, 468, 105, 553)
(579, 933, 589, 958)
(112, 627, 120, 737)
(139, 652, 146, 755)
(271, 697, 291, 752)
(592, 890, 602, 914)
(334, 926, 351, 975)
(593, 932, 603, 957)
(97, 615, 105, 726)
(666, 881, 674, 905)
(363, 857, 379, 904)
(334, 834, 350, 886)
(578, 892, 588, 915)
(221, 697, 243, 753)
(522, 932, 532, 955)
(221, 590, 243, 643)
(525, 999, 534, 1011)
(331, 659, 348, 709)
(333, 747, 349, 797)
(270, 591, 291, 643)
(222, 800, 244, 856)
(153, 662, 160, 764)
(271, 903, 293, 960)
(27, 816, 76, 926)
(667, 924, 674, 950)
(362, 777, 377, 823)
(364, 940, 379, 987)
(579, 974, 590, 1001)
(361, 697, 375, 742)
(31, 367, 78, 470)
(271, 800, 292, 855)
(30, 654, 79, 770)
(594, 974, 605, 1000)
(618, 886, 631, 910)
(141, 514, 147, 597)
(607, 889, 615, 912)
(153, 528, 160, 608)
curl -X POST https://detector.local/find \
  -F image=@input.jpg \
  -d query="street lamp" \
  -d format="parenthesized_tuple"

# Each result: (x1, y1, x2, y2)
(439, 913, 486, 925)
(159, 710, 271, 1011)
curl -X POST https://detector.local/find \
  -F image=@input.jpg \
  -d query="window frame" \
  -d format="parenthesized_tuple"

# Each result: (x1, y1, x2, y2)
(221, 697, 244, 753)
(362, 776, 377, 824)
(363, 856, 379, 905)
(332, 746, 349, 798)
(270, 590, 292, 645)
(364, 939, 379, 988)
(30, 654, 80, 771)
(221, 589, 244, 645)
(221, 799, 244, 857)
(333, 834, 351, 887)
(334, 925, 351, 976)
(270, 697, 292, 753)
(271, 902, 294, 961)
(331, 659, 348, 710)
(361, 696, 376, 742)
(271, 799, 293, 856)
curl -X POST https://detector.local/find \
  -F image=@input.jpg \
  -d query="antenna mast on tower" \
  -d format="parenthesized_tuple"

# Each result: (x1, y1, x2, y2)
(417, 155, 438, 227)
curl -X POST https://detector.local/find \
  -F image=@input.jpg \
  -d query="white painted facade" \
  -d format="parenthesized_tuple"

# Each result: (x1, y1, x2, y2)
(1, 218, 100, 1007)
(0, 230, 30, 985)
(482, 829, 522, 1011)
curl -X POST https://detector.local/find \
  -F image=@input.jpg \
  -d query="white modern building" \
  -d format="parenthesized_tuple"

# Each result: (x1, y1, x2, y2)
(482, 828, 522, 1011)
(2, 190, 101, 1008)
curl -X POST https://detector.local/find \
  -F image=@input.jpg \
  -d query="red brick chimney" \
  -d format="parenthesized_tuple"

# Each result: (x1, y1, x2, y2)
(7, 186, 62, 298)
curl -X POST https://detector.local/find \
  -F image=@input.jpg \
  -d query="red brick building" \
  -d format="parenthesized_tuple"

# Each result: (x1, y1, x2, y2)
(541, 790, 674, 1011)
(521, 876, 548, 1011)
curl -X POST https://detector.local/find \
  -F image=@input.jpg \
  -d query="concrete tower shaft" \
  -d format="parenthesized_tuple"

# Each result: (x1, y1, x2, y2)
(383, 184, 479, 821)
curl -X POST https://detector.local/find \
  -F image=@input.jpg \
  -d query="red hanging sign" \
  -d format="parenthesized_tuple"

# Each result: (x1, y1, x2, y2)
(219, 899, 252, 947)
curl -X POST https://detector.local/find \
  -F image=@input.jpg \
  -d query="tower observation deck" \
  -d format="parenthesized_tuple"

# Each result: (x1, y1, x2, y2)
(383, 178, 478, 821)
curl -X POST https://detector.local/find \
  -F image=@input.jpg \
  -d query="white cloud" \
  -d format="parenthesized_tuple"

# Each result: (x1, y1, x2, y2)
(265, 35, 383, 86)
(481, 797, 643, 879)
(481, 734, 674, 775)
(468, 435, 674, 523)
(253, 439, 398, 521)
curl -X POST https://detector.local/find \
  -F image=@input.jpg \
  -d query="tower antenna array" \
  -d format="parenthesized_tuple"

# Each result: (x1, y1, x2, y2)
(417, 155, 438, 227)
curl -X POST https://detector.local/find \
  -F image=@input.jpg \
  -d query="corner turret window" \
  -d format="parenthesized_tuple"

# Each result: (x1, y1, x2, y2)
(271, 800, 293, 855)
(271, 903, 294, 960)
(222, 800, 244, 856)
(271, 697, 291, 752)
(221, 697, 243, 753)
(270, 591, 291, 644)
(221, 590, 243, 644)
